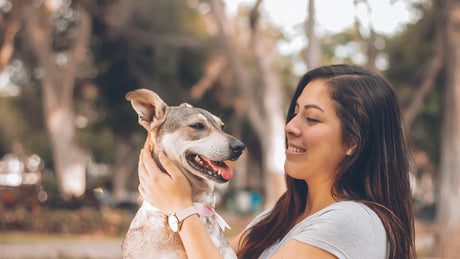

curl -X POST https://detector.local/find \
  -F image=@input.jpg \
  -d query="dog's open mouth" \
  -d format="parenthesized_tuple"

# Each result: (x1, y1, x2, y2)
(187, 153, 233, 182)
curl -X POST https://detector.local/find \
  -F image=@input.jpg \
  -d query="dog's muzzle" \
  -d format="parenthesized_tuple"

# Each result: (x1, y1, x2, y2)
(185, 138, 245, 183)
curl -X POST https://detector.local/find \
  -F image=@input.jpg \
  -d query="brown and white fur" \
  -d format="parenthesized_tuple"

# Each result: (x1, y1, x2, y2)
(122, 89, 244, 259)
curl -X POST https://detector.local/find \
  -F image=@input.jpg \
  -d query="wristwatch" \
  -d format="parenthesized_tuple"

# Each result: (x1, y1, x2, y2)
(167, 206, 199, 232)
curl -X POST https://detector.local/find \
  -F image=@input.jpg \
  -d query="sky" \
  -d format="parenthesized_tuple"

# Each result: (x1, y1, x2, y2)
(223, 0, 425, 72)
(224, 0, 422, 34)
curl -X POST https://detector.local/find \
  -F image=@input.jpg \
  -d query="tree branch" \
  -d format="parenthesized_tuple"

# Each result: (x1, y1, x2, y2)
(190, 55, 227, 100)
(0, 21, 19, 73)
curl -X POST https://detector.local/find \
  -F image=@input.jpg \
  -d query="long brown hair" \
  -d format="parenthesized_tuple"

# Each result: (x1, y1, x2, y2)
(238, 64, 415, 258)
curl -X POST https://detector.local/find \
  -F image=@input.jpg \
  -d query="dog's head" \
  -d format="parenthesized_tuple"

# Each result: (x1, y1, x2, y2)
(126, 89, 245, 188)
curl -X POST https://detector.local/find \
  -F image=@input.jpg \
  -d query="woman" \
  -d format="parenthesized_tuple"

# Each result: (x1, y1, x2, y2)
(138, 64, 416, 258)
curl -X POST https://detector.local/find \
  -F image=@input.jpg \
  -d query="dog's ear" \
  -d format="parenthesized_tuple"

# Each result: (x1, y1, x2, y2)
(126, 89, 167, 130)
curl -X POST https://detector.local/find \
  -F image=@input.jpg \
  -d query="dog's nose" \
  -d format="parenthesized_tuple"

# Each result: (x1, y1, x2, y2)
(230, 139, 245, 160)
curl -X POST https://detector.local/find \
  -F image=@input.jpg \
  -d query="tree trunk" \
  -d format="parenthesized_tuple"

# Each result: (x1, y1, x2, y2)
(435, 0, 460, 256)
(209, 0, 286, 205)
(23, 2, 90, 200)
(250, 0, 286, 205)
(305, 0, 319, 70)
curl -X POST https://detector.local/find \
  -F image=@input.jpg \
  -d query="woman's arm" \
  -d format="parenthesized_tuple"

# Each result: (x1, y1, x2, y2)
(138, 149, 226, 259)
(179, 214, 224, 259)
(229, 230, 245, 252)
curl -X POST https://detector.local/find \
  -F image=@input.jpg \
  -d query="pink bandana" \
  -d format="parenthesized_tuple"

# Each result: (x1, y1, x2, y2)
(193, 203, 231, 231)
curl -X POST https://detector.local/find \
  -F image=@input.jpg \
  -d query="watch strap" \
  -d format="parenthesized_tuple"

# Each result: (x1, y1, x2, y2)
(176, 206, 199, 222)
(167, 203, 231, 232)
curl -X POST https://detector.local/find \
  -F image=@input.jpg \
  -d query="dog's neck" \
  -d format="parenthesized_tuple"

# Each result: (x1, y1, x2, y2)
(193, 190, 216, 207)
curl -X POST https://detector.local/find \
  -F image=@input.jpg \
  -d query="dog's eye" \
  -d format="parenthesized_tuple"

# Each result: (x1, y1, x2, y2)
(190, 123, 205, 130)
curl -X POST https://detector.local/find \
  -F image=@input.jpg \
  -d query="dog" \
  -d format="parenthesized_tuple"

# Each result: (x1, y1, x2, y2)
(122, 89, 245, 259)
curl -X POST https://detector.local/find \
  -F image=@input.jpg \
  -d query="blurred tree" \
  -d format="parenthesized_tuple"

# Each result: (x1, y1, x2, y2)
(16, 0, 91, 200)
(384, 0, 460, 255)
(385, 1, 444, 168)
(304, 0, 319, 70)
(386, 1, 445, 134)
(205, 0, 287, 205)
(353, 0, 381, 72)
(0, 0, 19, 73)
(84, 0, 210, 203)
(435, 0, 460, 256)
(248, 0, 287, 205)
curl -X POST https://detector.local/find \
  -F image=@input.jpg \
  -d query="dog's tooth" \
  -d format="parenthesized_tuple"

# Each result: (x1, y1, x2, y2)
(218, 169, 221, 175)
(195, 155, 204, 165)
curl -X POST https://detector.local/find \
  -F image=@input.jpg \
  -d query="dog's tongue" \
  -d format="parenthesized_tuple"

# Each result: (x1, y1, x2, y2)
(201, 157, 234, 180)
(219, 166, 234, 180)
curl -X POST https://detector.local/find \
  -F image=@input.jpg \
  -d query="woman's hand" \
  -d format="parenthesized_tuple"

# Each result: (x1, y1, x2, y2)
(139, 149, 229, 259)
(138, 149, 193, 214)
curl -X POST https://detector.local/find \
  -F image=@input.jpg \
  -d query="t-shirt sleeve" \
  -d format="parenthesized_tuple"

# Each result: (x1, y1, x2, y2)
(292, 202, 388, 259)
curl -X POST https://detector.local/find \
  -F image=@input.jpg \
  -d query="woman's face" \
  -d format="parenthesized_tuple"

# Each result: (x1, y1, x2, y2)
(284, 79, 349, 183)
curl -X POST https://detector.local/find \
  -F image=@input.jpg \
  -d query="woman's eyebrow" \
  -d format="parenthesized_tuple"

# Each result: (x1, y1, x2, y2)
(298, 103, 324, 112)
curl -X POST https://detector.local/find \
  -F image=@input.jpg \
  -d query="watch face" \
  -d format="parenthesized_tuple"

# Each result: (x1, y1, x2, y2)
(168, 215, 179, 232)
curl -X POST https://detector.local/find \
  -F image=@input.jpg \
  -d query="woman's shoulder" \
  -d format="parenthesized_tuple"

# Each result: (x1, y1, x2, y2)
(323, 200, 380, 218)
(292, 201, 388, 259)
(305, 200, 385, 231)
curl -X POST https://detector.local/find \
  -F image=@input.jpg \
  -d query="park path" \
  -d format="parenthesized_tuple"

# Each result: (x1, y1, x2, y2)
(0, 212, 255, 259)
(0, 240, 122, 259)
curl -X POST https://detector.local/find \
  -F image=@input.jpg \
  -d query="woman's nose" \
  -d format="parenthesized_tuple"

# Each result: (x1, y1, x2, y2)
(285, 117, 301, 136)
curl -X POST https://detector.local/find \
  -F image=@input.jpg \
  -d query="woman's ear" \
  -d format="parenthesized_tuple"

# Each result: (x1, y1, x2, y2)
(346, 143, 358, 156)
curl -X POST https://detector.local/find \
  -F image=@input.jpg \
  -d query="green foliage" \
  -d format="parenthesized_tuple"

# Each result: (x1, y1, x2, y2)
(0, 87, 52, 166)
(384, 2, 443, 164)
(78, 0, 210, 164)
(385, 4, 437, 91)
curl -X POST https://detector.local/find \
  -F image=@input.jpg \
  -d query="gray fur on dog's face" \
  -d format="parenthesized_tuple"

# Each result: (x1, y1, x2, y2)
(154, 106, 243, 184)
(126, 89, 245, 191)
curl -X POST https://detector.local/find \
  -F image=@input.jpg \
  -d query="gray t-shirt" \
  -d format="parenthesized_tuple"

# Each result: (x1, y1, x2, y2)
(247, 201, 388, 259)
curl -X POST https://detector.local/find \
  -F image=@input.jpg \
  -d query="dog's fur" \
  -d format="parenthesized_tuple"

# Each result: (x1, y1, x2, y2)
(122, 89, 244, 259)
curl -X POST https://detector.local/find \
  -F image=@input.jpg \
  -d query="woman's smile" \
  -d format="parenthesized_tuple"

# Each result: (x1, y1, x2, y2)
(286, 144, 306, 154)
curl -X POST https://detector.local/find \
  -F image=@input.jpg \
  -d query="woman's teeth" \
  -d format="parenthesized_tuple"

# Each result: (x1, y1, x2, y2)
(288, 146, 306, 153)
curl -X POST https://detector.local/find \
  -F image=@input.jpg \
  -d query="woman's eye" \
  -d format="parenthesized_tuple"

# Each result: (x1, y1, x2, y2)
(190, 123, 205, 130)
(307, 117, 319, 123)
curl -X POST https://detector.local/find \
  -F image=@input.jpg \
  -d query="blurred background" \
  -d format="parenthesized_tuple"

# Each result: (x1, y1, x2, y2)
(0, 0, 458, 258)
